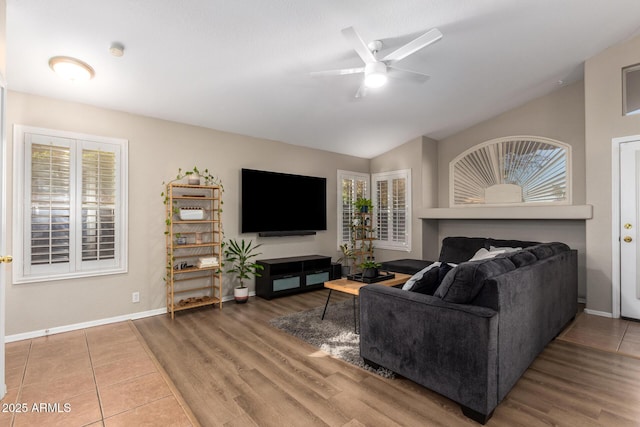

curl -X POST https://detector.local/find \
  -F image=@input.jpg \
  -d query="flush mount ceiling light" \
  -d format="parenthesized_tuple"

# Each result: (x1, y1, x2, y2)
(48, 56, 95, 81)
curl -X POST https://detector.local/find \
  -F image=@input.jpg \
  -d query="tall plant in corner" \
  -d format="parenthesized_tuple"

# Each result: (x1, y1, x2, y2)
(223, 239, 264, 304)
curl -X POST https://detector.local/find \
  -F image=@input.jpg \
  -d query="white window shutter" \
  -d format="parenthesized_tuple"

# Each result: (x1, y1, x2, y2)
(373, 169, 411, 251)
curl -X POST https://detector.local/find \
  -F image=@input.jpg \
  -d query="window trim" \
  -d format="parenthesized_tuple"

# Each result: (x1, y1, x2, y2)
(13, 125, 128, 284)
(372, 169, 412, 252)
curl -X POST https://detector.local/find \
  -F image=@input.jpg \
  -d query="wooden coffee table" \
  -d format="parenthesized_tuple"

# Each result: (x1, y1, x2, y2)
(321, 272, 411, 333)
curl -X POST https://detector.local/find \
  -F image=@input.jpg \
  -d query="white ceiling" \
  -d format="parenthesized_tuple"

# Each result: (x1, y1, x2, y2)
(6, 1, 640, 158)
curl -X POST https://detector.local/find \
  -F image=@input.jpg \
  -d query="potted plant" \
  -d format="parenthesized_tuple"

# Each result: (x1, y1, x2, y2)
(223, 239, 264, 304)
(337, 243, 355, 277)
(360, 260, 382, 279)
(355, 197, 373, 213)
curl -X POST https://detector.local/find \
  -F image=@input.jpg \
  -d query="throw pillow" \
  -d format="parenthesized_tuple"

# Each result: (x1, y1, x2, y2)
(469, 248, 506, 261)
(489, 245, 522, 253)
(410, 267, 442, 295)
(438, 262, 455, 283)
(401, 262, 441, 291)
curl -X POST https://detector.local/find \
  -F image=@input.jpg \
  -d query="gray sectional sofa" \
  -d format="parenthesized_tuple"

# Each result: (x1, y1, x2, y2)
(359, 237, 578, 424)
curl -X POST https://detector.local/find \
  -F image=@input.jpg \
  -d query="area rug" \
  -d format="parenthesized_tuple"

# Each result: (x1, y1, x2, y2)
(269, 300, 395, 378)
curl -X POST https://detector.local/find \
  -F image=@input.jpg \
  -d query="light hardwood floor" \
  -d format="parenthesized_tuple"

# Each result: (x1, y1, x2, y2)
(134, 291, 640, 426)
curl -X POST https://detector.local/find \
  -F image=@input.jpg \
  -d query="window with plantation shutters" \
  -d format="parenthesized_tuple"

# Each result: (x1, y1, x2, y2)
(30, 142, 72, 267)
(82, 148, 116, 262)
(337, 170, 369, 246)
(373, 170, 411, 251)
(14, 126, 128, 283)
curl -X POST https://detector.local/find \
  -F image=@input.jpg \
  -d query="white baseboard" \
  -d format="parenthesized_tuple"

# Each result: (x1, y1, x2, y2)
(5, 308, 167, 343)
(583, 308, 613, 318)
(577, 297, 586, 304)
(4, 291, 257, 343)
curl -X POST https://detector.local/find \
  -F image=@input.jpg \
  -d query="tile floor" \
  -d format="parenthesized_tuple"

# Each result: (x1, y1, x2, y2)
(558, 311, 640, 358)
(0, 321, 197, 427)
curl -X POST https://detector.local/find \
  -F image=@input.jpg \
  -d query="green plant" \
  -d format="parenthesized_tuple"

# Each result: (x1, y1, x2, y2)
(355, 197, 373, 212)
(223, 239, 264, 289)
(161, 167, 225, 236)
(360, 260, 382, 269)
(161, 166, 224, 205)
(336, 243, 355, 265)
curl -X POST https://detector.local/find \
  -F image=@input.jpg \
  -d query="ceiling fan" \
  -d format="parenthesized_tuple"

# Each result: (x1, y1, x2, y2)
(311, 26, 443, 98)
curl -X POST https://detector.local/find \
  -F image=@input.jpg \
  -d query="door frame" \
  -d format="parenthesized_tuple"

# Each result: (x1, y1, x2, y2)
(611, 135, 640, 319)
(0, 73, 6, 399)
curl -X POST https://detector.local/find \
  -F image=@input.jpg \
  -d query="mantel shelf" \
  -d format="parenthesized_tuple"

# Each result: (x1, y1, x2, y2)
(419, 205, 593, 220)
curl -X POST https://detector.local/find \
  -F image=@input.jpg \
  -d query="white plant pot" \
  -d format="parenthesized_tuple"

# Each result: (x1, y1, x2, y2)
(234, 286, 249, 304)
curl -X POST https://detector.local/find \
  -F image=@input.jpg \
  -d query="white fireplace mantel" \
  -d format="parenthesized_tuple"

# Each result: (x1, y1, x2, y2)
(419, 205, 593, 220)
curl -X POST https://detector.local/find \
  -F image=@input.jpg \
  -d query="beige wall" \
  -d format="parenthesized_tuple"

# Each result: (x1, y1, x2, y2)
(435, 81, 588, 298)
(5, 91, 369, 335)
(438, 81, 586, 207)
(370, 136, 438, 262)
(584, 33, 640, 314)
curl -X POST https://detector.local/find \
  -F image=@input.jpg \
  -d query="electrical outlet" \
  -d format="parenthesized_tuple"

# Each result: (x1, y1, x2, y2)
(132, 291, 140, 303)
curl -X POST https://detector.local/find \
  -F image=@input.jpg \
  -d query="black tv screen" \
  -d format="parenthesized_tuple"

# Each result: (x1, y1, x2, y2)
(241, 168, 327, 235)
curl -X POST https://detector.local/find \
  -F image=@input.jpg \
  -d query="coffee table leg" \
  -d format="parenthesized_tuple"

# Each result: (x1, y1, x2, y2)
(321, 289, 332, 320)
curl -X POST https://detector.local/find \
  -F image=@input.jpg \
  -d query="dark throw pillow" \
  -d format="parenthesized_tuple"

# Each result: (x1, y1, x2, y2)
(412, 262, 456, 295)
(410, 267, 441, 295)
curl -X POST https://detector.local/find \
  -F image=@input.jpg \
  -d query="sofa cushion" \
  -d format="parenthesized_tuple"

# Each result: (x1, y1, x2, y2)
(525, 244, 554, 260)
(505, 250, 537, 268)
(434, 257, 517, 303)
(486, 238, 538, 250)
(547, 242, 571, 254)
(381, 259, 434, 275)
(438, 237, 488, 264)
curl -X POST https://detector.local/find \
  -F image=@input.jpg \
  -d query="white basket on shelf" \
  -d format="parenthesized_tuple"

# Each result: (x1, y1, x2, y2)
(179, 207, 204, 220)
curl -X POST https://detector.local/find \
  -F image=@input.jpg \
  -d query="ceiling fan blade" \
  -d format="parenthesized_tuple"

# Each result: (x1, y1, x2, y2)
(388, 66, 430, 83)
(382, 28, 443, 63)
(310, 67, 365, 77)
(355, 82, 369, 98)
(341, 26, 377, 64)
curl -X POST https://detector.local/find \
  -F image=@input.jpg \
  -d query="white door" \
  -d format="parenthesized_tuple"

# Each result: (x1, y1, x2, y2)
(620, 140, 640, 319)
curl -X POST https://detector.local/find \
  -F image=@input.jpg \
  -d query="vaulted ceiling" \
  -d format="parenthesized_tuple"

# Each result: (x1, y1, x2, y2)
(6, 1, 640, 158)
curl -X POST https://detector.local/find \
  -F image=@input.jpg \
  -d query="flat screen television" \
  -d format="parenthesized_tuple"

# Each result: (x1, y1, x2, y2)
(241, 168, 327, 236)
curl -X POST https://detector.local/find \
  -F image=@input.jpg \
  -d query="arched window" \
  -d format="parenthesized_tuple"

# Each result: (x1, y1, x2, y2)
(450, 136, 571, 206)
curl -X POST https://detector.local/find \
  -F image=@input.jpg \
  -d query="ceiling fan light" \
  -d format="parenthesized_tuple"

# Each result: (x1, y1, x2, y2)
(364, 62, 388, 88)
(364, 72, 388, 88)
(49, 56, 95, 81)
